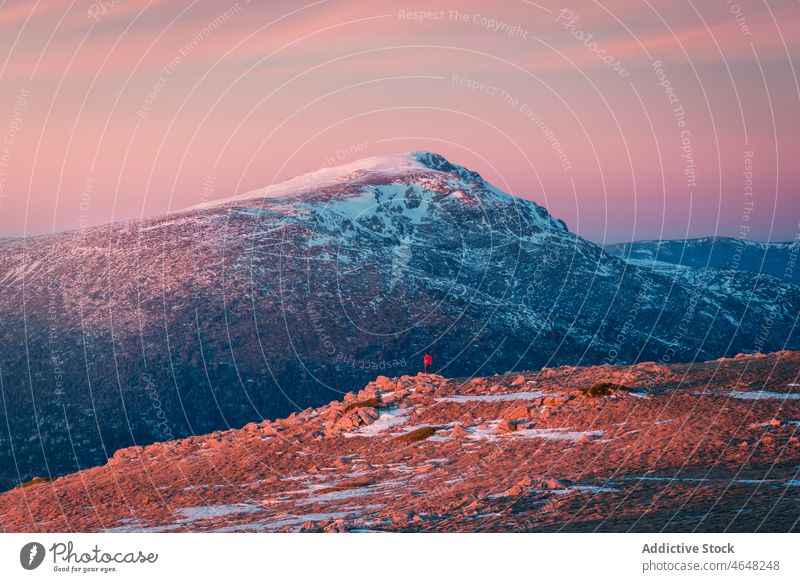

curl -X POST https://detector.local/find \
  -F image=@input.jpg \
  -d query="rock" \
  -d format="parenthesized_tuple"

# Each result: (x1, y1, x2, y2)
(543, 395, 569, 406)
(511, 375, 526, 386)
(769, 418, 782, 428)
(496, 419, 517, 434)
(356, 407, 379, 424)
(390, 513, 409, 525)
(451, 425, 470, 439)
(536, 478, 567, 490)
(517, 476, 533, 487)
(375, 375, 395, 390)
(358, 386, 378, 399)
(324, 519, 347, 533)
(465, 500, 481, 512)
(111, 446, 144, 462)
(205, 438, 224, 449)
(17, 476, 51, 489)
(504, 484, 525, 497)
(503, 405, 530, 420)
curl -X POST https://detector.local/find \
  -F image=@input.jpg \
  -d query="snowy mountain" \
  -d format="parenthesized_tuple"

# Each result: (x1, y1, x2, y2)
(0, 151, 798, 492)
(606, 237, 800, 286)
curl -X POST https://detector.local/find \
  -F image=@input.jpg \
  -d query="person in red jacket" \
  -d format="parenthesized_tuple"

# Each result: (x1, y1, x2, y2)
(423, 353, 433, 374)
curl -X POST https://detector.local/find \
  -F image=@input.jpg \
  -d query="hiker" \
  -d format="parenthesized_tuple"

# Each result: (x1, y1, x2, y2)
(423, 353, 432, 374)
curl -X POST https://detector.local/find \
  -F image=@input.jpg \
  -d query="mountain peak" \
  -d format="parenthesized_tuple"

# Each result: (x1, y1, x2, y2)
(191, 151, 494, 211)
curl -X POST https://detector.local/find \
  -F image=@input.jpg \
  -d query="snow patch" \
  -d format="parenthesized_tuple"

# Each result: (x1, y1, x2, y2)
(343, 408, 410, 437)
(215, 511, 352, 532)
(729, 390, 800, 401)
(516, 428, 605, 442)
(176, 504, 261, 523)
(437, 391, 546, 403)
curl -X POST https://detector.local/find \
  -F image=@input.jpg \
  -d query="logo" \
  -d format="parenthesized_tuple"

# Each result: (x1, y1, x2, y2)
(20, 542, 46, 570)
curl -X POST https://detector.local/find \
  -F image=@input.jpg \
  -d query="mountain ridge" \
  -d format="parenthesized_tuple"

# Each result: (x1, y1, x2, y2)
(606, 236, 800, 286)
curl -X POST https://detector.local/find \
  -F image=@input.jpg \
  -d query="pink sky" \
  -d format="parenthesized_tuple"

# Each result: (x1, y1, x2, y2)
(0, 0, 798, 243)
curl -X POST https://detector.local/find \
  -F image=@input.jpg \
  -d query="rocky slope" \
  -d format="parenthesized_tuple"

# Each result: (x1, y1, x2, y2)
(1, 351, 799, 533)
(1, 152, 798, 493)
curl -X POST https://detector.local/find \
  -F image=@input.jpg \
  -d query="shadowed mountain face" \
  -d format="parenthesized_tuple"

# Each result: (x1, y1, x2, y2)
(606, 237, 800, 286)
(0, 151, 798, 491)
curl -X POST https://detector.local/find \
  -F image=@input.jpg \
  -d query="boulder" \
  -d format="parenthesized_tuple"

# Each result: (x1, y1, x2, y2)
(450, 425, 470, 439)
(503, 405, 530, 420)
(496, 419, 517, 434)
(324, 519, 347, 533)
(503, 484, 525, 497)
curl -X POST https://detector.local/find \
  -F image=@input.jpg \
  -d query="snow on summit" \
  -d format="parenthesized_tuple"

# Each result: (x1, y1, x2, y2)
(187, 150, 568, 239)
(192, 151, 516, 210)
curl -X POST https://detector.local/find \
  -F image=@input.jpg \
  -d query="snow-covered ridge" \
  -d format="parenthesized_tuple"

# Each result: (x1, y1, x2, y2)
(190, 151, 512, 211)
(183, 150, 569, 237)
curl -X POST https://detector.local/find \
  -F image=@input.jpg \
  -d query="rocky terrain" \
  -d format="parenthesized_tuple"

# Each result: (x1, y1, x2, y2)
(1, 151, 798, 493)
(2, 351, 799, 533)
